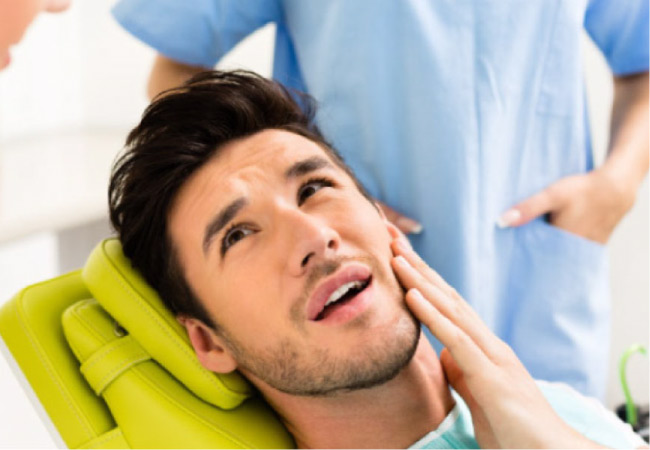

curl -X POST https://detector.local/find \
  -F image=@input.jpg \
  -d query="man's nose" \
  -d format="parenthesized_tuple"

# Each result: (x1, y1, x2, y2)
(283, 210, 341, 277)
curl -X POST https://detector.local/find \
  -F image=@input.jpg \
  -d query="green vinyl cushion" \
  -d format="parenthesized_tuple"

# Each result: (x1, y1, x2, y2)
(63, 298, 293, 448)
(0, 238, 294, 448)
(82, 238, 250, 410)
(0, 271, 118, 448)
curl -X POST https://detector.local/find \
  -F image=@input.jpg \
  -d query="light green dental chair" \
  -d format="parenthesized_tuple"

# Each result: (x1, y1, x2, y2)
(0, 238, 294, 448)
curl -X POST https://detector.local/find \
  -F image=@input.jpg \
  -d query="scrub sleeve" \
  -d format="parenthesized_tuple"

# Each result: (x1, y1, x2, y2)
(112, 0, 281, 69)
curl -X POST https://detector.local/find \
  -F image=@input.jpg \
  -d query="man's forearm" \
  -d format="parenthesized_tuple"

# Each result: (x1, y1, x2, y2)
(147, 54, 208, 100)
(600, 71, 649, 201)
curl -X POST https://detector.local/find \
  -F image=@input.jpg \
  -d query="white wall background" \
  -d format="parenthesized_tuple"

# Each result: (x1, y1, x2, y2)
(0, 1, 647, 447)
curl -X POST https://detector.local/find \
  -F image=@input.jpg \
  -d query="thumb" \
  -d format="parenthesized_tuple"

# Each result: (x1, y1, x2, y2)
(497, 188, 557, 229)
(440, 348, 474, 405)
(440, 349, 497, 448)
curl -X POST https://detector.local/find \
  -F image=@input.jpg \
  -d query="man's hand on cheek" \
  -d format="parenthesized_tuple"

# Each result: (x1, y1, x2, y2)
(387, 227, 604, 449)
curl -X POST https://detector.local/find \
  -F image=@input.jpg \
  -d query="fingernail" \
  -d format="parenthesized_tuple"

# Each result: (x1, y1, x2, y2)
(409, 288, 425, 302)
(496, 209, 521, 228)
(397, 217, 423, 235)
(395, 238, 410, 253)
(395, 255, 409, 267)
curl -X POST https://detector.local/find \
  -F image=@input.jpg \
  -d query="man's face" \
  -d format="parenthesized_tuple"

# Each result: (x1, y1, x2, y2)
(169, 129, 419, 396)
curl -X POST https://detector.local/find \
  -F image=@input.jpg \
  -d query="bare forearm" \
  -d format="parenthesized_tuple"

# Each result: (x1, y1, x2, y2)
(147, 54, 208, 100)
(601, 72, 649, 199)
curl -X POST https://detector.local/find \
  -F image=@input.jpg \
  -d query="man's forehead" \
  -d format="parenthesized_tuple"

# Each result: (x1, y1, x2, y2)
(172, 130, 337, 218)
(216, 129, 332, 175)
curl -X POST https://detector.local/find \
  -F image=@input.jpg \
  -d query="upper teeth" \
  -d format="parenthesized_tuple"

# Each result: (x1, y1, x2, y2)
(325, 280, 364, 308)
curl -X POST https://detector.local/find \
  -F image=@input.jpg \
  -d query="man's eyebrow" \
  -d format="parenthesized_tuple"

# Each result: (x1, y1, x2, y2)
(202, 197, 248, 256)
(201, 157, 332, 256)
(284, 156, 333, 179)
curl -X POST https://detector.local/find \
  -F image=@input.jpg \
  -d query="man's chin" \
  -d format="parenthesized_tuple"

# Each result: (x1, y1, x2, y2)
(237, 308, 421, 398)
(307, 310, 422, 397)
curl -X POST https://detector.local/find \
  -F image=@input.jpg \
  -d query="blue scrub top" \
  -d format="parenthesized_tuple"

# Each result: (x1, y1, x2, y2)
(113, 0, 649, 400)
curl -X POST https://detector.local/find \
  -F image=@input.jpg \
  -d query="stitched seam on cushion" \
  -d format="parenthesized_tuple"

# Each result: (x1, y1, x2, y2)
(18, 270, 83, 292)
(95, 248, 244, 402)
(64, 305, 88, 363)
(81, 427, 126, 449)
(93, 352, 149, 395)
(75, 301, 116, 344)
(82, 338, 137, 373)
(66, 301, 112, 363)
(131, 367, 256, 449)
(98, 251, 209, 372)
(14, 287, 96, 441)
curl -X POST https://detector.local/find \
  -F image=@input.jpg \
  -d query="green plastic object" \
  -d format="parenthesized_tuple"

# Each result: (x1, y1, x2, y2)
(619, 344, 647, 427)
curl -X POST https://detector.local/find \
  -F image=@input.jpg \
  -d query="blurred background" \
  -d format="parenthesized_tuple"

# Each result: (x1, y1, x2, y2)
(0, 1, 647, 447)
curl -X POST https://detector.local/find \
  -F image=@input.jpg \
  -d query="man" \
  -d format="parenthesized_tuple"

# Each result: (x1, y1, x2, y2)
(109, 71, 644, 448)
(111, 0, 650, 399)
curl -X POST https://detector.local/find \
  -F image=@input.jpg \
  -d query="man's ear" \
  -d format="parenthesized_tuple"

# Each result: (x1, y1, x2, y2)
(179, 316, 238, 374)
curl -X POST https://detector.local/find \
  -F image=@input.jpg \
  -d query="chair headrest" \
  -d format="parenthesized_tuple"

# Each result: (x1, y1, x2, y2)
(82, 238, 251, 410)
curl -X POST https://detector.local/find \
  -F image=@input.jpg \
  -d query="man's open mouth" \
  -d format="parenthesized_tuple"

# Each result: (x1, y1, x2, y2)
(307, 264, 373, 322)
(315, 276, 371, 321)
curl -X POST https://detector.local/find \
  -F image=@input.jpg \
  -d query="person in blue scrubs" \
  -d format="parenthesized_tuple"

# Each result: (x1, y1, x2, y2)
(112, 0, 649, 400)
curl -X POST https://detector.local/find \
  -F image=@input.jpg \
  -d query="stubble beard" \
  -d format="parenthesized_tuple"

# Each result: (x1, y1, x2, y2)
(219, 255, 420, 397)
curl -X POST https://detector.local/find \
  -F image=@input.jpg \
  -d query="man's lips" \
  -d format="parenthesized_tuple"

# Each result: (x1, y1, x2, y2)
(306, 263, 372, 321)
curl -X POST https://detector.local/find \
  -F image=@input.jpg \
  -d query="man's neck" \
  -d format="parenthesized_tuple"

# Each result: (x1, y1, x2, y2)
(257, 334, 454, 449)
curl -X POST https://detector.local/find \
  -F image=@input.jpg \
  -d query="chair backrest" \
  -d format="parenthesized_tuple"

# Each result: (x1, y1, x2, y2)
(0, 238, 294, 449)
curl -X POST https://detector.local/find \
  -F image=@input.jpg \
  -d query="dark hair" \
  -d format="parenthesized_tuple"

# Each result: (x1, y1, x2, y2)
(109, 70, 370, 329)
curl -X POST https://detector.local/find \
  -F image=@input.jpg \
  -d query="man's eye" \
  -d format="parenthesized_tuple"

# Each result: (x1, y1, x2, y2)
(221, 225, 254, 255)
(298, 178, 334, 205)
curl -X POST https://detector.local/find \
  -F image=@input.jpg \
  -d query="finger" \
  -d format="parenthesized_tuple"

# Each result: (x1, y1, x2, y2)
(393, 256, 504, 359)
(386, 222, 412, 249)
(497, 188, 557, 228)
(440, 348, 466, 391)
(391, 238, 454, 296)
(396, 260, 456, 316)
(394, 256, 486, 335)
(392, 254, 469, 323)
(406, 288, 491, 377)
(377, 201, 423, 235)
